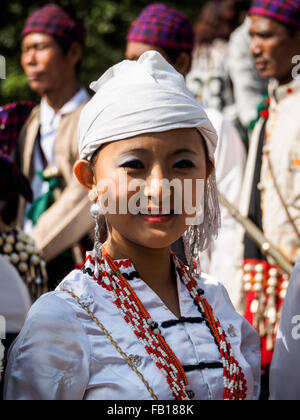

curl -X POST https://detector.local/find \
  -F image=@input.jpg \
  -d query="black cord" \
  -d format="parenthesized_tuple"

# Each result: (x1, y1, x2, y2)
(183, 362, 223, 372)
(161, 316, 205, 328)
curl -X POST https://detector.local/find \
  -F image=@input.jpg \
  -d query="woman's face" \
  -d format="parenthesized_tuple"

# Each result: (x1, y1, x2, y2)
(91, 128, 207, 250)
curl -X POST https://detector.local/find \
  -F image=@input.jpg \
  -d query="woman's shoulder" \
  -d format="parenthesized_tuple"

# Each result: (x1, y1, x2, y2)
(26, 269, 92, 323)
(197, 271, 227, 301)
(8, 269, 93, 360)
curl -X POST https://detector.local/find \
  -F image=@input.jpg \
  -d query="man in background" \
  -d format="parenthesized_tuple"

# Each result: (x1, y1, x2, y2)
(17, 2, 93, 289)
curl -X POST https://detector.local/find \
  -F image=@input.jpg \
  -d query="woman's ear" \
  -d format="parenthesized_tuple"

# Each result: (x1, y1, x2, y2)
(73, 159, 94, 190)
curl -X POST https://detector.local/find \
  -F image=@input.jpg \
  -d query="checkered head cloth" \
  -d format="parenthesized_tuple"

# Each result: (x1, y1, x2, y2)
(127, 3, 194, 51)
(22, 3, 86, 45)
(249, 0, 300, 28)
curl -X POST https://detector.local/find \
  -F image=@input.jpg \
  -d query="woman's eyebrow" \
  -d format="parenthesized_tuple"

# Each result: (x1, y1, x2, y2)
(118, 148, 147, 155)
(117, 147, 196, 157)
(171, 148, 196, 155)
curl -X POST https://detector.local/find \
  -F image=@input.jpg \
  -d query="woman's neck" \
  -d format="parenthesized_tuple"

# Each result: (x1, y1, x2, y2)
(104, 233, 181, 318)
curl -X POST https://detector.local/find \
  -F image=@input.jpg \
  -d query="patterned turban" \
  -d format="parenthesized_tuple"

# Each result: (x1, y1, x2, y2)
(22, 3, 86, 45)
(127, 3, 194, 51)
(249, 0, 300, 28)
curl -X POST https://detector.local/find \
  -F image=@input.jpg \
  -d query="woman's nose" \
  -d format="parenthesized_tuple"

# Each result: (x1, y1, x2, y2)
(143, 166, 177, 210)
(144, 167, 164, 199)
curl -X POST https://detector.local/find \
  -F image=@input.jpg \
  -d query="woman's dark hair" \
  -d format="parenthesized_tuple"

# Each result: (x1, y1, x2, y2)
(88, 147, 101, 175)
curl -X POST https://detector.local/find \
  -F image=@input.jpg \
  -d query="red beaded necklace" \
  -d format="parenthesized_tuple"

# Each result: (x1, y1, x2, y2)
(91, 246, 247, 400)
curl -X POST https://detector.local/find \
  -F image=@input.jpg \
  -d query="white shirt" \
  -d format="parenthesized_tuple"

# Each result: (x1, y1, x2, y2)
(269, 257, 300, 400)
(4, 253, 260, 400)
(0, 255, 31, 334)
(24, 87, 89, 234)
(260, 78, 300, 262)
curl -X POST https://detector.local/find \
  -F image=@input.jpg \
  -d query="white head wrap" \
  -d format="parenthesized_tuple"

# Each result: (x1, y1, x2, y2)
(78, 50, 217, 162)
(79, 51, 220, 272)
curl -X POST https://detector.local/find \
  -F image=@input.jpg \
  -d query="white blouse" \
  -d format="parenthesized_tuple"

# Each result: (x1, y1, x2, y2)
(4, 253, 260, 400)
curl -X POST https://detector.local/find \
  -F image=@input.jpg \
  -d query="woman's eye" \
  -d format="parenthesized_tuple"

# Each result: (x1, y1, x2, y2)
(120, 159, 144, 169)
(173, 159, 195, 169)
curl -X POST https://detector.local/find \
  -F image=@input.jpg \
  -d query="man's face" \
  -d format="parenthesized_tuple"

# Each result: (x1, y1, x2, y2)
(249, 15, 300, 85)
(21, 33, 77, 95)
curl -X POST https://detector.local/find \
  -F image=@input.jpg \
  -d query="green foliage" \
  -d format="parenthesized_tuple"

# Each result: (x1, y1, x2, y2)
(0, 0, 207, 104)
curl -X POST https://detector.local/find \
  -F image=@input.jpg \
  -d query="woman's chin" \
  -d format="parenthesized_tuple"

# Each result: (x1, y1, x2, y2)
(130, 231, 182, 250)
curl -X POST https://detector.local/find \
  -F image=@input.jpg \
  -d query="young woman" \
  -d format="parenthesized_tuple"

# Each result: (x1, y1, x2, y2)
(4, 51, 260, 400)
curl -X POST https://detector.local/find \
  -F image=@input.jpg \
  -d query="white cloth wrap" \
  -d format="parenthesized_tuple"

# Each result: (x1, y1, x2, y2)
(78, 51, 217, 162)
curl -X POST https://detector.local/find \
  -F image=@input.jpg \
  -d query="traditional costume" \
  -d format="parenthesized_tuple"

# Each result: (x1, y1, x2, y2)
(233, 0, 300, 378)
(4, 51, 260, 400)
(18, 4, 92, 290)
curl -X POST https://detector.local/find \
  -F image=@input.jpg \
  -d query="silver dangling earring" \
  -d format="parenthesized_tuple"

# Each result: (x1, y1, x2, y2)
(89, 188, 102, 278)
(182, 225, 202, 276)
(182, 173, 221, 278)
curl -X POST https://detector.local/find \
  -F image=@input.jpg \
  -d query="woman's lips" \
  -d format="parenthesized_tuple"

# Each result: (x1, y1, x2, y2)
(139, 214, 175, 223)
(138, 209, 175, 223)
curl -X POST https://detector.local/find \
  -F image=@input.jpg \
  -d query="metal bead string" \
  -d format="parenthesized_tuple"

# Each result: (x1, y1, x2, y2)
(0, 226, 48, 301)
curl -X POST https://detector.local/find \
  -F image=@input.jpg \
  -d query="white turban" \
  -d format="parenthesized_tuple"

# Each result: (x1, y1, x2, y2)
(78, 50, 218, 162)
